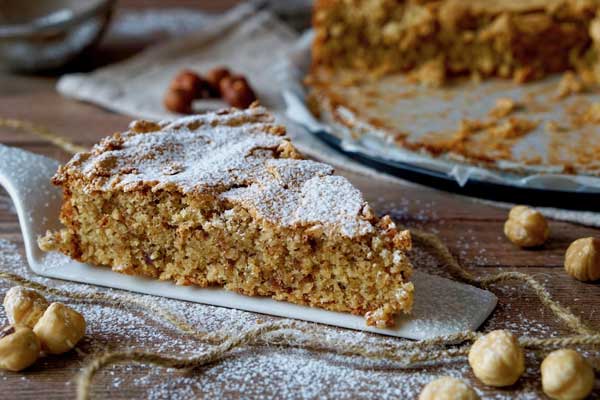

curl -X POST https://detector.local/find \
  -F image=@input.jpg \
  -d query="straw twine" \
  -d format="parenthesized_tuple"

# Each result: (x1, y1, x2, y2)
(0, 118, 88, 154)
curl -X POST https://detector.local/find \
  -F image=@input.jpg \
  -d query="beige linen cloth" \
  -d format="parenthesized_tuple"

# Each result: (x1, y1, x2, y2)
(57, 4, 599, 227)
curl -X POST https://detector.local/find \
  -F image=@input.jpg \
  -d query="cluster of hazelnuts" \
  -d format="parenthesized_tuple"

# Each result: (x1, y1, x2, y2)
(419, 329, 595, 400)
(0, 286, 86, 372)
(419, 206, 599, 400)
(504, 205, 600, 282)
(164, 67, 257, 114)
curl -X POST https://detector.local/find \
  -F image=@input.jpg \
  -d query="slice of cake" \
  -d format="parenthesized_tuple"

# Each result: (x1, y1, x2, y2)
(38, 105, 413, 327)
(311, 0, 600, 85)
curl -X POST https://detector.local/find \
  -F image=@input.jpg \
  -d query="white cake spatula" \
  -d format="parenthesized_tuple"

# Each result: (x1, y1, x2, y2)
(0, 144, 496, 340)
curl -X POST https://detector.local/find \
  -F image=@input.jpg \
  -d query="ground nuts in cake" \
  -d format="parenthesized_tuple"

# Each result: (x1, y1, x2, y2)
(3, 286, 49, 328)
(220, 75, 257, 109)
(564, 237, 600, 281)
(468, 330, 525, 387)
(541, 349, 594, 400)
(33, 302, 86, 354)
(0, 325, 41, 371)
(504, 205, 549, 248)
(419, 377, 480, 400)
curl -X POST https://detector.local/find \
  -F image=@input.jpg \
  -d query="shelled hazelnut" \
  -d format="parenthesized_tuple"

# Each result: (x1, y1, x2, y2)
(3, 286, 48, 328)
(541, 349, 594, 400)
(164, 88, 195, 114)
(503, 205, 549, 248)
(0, 325, 41, 371)
(419, 377, 480, 400)
(219, 75, 257, 109)
(33, 303, 86, 355)
(205, 66, 231, 96)
(170, 69, 200, 94)
(169, 69, 213, 99)
(468, 330, 525, 387)
(564, 237, 600, 281)
(164, 67, 258, 112)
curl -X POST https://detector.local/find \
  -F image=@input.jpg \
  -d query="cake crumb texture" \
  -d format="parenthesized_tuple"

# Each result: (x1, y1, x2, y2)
(39, 105, 414, 327)
(311, 0, 600, 84)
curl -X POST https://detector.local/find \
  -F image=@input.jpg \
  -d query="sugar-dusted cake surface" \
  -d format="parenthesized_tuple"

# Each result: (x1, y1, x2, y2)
(310, 0, 600, 85)
(39, 105, 414, 327)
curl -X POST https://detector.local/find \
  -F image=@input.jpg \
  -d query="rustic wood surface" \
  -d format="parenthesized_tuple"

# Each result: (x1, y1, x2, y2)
(0, 1, 598, 399)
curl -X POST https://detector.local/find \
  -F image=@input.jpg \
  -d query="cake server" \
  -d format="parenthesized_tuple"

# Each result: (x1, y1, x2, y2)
(0, 144, 497, 340)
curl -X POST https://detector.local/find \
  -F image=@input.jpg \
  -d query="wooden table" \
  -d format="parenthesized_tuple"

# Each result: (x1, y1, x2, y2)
(0, 2, 598, 399)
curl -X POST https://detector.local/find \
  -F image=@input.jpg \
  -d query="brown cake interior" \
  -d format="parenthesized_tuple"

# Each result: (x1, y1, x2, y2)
(39, 106, 414, 327)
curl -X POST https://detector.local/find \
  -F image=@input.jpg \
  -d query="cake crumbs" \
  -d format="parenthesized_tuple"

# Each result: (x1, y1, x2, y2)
(554, 71, 585, 99)
(488, 118, 538, 140)
(488, 97, 520, 119)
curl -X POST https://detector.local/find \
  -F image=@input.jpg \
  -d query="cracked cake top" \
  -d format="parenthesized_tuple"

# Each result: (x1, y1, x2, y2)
(52, 105, 381, 238)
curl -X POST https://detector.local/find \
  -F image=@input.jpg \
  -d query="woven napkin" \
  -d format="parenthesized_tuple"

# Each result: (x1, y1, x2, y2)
(57, 4, 600, 227)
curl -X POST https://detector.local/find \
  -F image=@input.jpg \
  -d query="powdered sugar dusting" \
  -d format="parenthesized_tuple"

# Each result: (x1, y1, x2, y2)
(52, 106, 375, 237)
(295, 175, 373, 236)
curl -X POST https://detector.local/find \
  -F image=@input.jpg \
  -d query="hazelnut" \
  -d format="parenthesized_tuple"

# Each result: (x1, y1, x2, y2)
(33, 302, 86, 355)
(170, 69, 200, 92)
(541, 349, 594, 400)
(0, 325, 40, 371)
(503, 205, 549, 247)
(564, 237, 600, 281)
(205, 66, 231, 96)
(220, 75, 257, 109)
(164, 88, 194, 114)
(3, 286, 48, 328)
(169, 69, 214, 99)
(468, 330, 525, 387)
(419, 377, 480, 400)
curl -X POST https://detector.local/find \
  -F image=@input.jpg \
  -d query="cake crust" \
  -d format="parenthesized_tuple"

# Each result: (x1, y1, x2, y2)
(40, 105, 414, 327)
